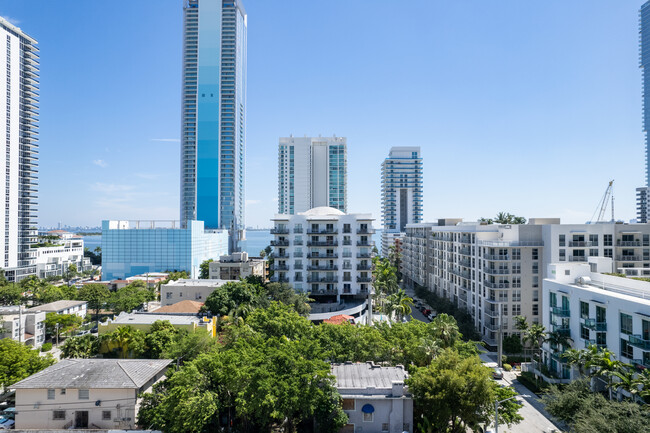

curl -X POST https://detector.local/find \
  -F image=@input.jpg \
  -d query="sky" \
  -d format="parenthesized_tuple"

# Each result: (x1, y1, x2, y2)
(1, 0, 648, 228)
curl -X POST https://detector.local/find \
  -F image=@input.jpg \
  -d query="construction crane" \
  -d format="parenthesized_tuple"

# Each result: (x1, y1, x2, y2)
(589, 180, 614, 223)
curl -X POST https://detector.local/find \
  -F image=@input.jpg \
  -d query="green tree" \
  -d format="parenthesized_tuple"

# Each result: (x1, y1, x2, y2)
(264, 282, 312, 316)
(61, 334, 98, 358)
(0, 338, 55, 387)
(202, 281, 262, 318)
(199, 259, 213, 279)
(77, 283, 110, 325)
(479, 212, 527, 225)
(44, 313, 83, 340)
(145, 320, 179, 358)
(524, 323, 546, 361)
(109, 281, 155, 314)
(585, 347, 626, 400)
(0, 283, 22, 305)
(561, 347, 592, 377)
(430, 313, 460, 348)
(407, 349, 522, 432)
(103, 326, 146, 359)
(386, 289, 413, 321)
(502, 334, 523, 354)
(63, 263, 78, 285)
(32, 283, 65, 306)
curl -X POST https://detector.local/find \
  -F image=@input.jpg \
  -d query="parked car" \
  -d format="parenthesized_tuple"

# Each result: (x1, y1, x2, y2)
(90, 325, 98, 333)
(422, 309, 431, 316)
(76, 329, 91, 336)
(427, 312, 437, 321)
(0, 418, 14, 430)
(492, 367, 504, 380)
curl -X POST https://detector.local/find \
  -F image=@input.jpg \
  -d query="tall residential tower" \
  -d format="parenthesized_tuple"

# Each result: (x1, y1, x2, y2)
(180, 0, 247, 251)
(0, 18, 39, 282)
(278, 136, 347, 214)
(380, 147, 422, 254)
(638, 1, 650, 223)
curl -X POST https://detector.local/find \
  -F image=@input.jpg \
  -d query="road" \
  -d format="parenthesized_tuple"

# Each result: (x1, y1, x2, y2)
(407, 290, 564, 433)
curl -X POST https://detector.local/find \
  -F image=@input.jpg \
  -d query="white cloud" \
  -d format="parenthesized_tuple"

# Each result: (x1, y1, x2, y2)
(246, 199, 261, 205)
(92, 159, 108, 168)
(150, 138, 180, 143)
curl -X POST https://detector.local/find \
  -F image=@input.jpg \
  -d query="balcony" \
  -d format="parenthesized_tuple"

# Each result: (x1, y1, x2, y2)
(617, 241, 641, 247)
(617, 255, 640, 261)
(270, 276, 290, 283)
(484, 281, 510, 289)
(459, 248, 472, 256)
(582, 318, 607, 331)
(270, 227, 289, 234)
(551, 325, 571, 337)
(307, 265, 338, 271)
(272, 252, 290, 259)
(569, 241, 594, 247)
(307, 228, 338, 234)
(357, 252, 372, 258)
(293, 227, 303, 233)
(628, 335, 650, 350)
(308, 289, 339, 296)
(307, 276, 338, 283)
(356, 264, 372, 271)
(484, 254, 509, 261)
(294, 264, 303, 270)
(631, 358, 650, 369)
(270, 239, 289, 247)
(271, 264, 289, 271)
(357, 228, 375, 234)
(484, 267, 510, 275)
(569, 256, 587, 262)
(550, 307, 570, 317)
(356, 277, 372, 283)
(307, 240, 338, 247)
(357, 240, 373, 246)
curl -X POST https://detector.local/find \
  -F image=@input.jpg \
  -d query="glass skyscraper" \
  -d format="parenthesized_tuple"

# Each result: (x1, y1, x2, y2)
(0, 17, 39, 282)
(181, 0, 247, 251)
(638, 2, 650, 222)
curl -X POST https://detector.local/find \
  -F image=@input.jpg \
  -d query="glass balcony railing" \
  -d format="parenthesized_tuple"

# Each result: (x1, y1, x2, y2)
(550, 307, 570, 317)
(628, 335, 650, 350)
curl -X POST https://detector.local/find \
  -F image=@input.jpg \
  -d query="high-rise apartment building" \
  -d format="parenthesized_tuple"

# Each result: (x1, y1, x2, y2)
(635, 1, 649, 220)
(380, 147, 422, 254)
(180, 0, 247, 252)
(278, 136, 347, 214)
(0, 18, 38, 282)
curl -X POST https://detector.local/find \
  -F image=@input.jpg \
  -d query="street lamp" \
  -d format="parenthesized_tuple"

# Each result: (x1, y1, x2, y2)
(494, 395, 519, 433)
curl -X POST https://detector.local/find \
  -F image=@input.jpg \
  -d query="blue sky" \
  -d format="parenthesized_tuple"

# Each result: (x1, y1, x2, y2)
(2, 0, 647, 228)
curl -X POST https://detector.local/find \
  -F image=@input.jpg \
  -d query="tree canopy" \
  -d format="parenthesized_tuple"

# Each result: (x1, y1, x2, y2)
(0, 338, 55, 388)
(479, 212, 527, 225)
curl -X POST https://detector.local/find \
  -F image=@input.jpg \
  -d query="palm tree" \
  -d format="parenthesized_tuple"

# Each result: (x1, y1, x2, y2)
(562, 348, 590, 377)
(387, 289, 413, 322)
(109, 326, 137, 359)
(546, 331, 573, 352)
(430, 314, 459, 348)
(524, 324, 546, 361)
(632, 369, 650, 403)
(586, 347, 624, 400)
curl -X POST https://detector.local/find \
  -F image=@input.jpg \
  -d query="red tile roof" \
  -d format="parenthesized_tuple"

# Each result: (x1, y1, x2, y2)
(323, 314, 354, 325)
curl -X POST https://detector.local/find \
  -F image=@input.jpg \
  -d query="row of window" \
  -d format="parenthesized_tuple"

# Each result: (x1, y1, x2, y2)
(47, 388, 88, 400)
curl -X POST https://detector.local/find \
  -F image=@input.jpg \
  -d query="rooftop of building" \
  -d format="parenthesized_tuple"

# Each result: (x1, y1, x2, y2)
(27, 300, 86, 312)
(0, 306, 27, 315)
(273, 206, 374, 220)
(163, 278, 229, 288)
(332, 362, 407, 390)
(323, 314, 354, 325)
(105, 311, 205, 326)
(12, 359, 172, 390)
(152, 300, 204, 314)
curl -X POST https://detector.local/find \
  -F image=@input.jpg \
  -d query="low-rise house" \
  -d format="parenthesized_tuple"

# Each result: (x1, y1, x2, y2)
(99, 311, 216, 337)
(0, 306, 46, 348)
(12, 359, 171, 430)
(160, 278, 228, 306)
(151, 300, 204, 314)
(28, 300, 87, 318)
(332, 361, 413, 433)
(208, 252, 266, 281)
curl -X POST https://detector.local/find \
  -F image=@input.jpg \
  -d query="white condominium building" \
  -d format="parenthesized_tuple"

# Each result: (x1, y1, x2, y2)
(278, 136, 347, 214)
(402, 219, 650, 346)
(380, 147, 422, 255)
(0, 306, 45, 348)
(541, 261, 650, 383)
(270, 207, 374, 303)
(0, 18, 39, 282)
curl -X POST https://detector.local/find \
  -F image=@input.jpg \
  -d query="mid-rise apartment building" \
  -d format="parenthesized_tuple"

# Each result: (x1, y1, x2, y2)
(402, 219, 650, 346)
(380, 147, 422, 255)
(208, 251, 265, 280)
(33, 236, 91, 279)
(270, 207, 374, 303)
(180, 0, 247, 252)
(278, 136, 347, 214)
(0, 306, 45, 348)
(540, 261, 650, 382)
(0, 18, 39, 282)
(160, 278, 228, 306)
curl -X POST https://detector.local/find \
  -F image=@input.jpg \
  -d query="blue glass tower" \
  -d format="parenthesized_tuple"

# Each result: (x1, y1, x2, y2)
(181, 0, 247, 251)
(638, 2, 650, 223)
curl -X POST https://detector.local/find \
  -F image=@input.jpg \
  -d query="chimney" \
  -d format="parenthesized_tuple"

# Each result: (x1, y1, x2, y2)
(392, 381, 404, 397)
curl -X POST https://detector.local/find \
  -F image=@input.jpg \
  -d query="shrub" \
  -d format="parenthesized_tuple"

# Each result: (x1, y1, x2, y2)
(40, 342, 52, 352)
(503, 363, 512, 372)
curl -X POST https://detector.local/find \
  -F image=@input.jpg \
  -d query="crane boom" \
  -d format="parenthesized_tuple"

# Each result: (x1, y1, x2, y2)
(590, 180, 614, 223)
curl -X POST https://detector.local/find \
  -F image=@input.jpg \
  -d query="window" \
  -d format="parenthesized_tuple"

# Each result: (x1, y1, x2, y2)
(60, 389, 66, 395)
(47, 389, 55, 400)
(512, 263, 521, 274)
(78, 389, 89, 400)
(532, 263, 539, 274)
(512, 304, 521, 316)
(342, 399, 355, 410)
(102, 410, 112, 420)
(532, 290, 539, 302)
(620, 313, 633, 335)
(559, 249, 566, 261)
(382, 423, 390, 432)
(580, 302, 589, 319)
(589, 234, 599, 246)
(363, 412, 373, 422)
(532, 249, 539, 260)
(589, 249, 598, 256)
(53, 410, 65, 420)
(532, 304, 539, 316)
(621, 338, 634, 359)
(581, 325, 590, 340)
(512, 290, 521, 302)
(565, 269, 570, 276)
(559, 235, 566, 247)
(604, 234, 613, 246)
(604, 248, 613, 258)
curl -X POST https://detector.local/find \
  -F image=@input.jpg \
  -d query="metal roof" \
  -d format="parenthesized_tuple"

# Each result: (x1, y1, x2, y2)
(332, 362, 407, 390)
(27, 300, 87, 312)
(12, 359, 171, 390)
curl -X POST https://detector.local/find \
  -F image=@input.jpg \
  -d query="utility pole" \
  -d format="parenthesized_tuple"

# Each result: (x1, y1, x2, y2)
(494, 395, 519, 433)
(18, 304, 23, 344)
(55, 323, 59, 346)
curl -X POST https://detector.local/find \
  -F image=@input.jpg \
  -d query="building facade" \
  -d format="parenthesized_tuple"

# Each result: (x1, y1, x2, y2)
(180, 0, 247, 252)
(0, 18, 39, 282)
(278, 136, 347, 214)
(0, 306, 45, 348)
(401, 219, 650, 346)
(208, 251, 265, 280)
(540, 262, 650, 382)
(33, 237, 91, 279)
(270, 207, 374, 303)
(160, 278, 227, 306)
(101, 220, 228, 281)
(637, 186, 649, 223)
(380, 147, 422, 255)
(638, 2, 650, 222)
(28, 300, 87, 318)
